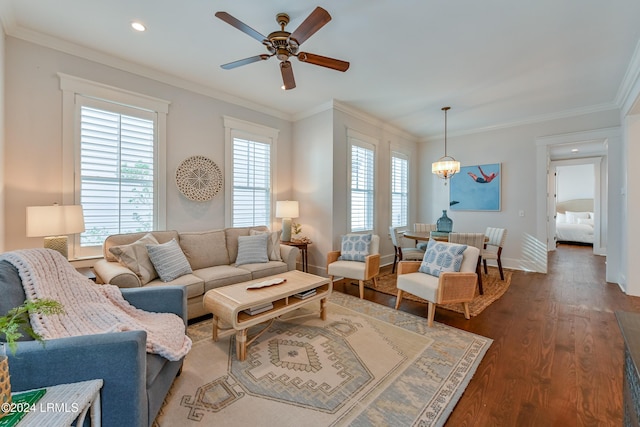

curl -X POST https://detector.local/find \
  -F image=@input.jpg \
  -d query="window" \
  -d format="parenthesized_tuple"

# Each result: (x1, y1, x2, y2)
(348, 131, 376, 232)
(60, 73, 169, 258)
(391, 152, 409, 227)
(224, 116, 279, 228)
(79, 103, 156, 247)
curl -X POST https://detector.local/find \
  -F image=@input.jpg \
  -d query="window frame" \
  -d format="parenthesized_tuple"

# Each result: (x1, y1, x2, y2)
(223, 116, 279, 229)
(391, 150, 410, 227)
(60, 73, 169, 259)
(347, 129, 378, 233)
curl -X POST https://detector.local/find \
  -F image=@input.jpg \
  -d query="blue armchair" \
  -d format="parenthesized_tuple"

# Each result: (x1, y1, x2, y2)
(0, 259, 187, 427)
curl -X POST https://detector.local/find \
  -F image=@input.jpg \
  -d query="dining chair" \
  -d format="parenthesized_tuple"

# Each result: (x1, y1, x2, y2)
(448, 232, 486, 295)
(483, 227, 507, 280)
(389, 226, 425, 273)
(413, 223, 436, 250)
(327, 234, 380, 299)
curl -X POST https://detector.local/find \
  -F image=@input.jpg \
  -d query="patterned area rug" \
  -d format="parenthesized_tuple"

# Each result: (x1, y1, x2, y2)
(153, 292, 492, 427)
(357, 266, 512, 317)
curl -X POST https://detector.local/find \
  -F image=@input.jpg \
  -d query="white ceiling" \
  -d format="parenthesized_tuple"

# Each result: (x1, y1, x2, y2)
(2, 0, 640, 140)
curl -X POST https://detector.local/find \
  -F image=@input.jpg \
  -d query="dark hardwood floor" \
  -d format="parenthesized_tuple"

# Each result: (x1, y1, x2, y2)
(332, 244, 640, 426)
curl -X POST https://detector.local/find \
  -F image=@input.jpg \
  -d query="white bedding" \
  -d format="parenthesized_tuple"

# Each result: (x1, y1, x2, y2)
(556, 211, 594, 244)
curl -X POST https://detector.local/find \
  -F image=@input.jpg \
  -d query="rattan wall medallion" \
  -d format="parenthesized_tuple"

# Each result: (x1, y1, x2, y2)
(175, 155, 223, 201)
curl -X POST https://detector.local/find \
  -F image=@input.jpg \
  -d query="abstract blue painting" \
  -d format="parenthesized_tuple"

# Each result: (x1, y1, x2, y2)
(449, 163, 501, 211)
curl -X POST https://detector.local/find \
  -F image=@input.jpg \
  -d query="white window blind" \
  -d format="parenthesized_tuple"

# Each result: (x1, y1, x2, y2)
(232, 137, 271, 227)
(79, 105, 155, 247)
(350, 142, 375, 232)
(391, 153, 409, 227)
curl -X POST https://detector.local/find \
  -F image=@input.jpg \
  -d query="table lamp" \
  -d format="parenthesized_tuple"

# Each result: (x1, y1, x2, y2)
(26, 204, 86, 259)
(275, 200, 299, 242)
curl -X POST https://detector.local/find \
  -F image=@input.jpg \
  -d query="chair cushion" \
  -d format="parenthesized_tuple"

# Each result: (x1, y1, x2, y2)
(250, 229, 282, 261)
(338, 234, 371, 262)
(235, 233, 269, 266)
(328, 260, 367, 281)
(397, 272, 439, 302)
(401, 248, 425, 261)
(109, 233, 159, 285)
(147, 239, 193, 282)
(419, 240, 467, 277)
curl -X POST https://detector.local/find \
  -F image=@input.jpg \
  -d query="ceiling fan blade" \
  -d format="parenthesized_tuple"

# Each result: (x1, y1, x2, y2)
(215, 11, 267, 43)
(280, 61, 296, 90)
(221, 54, 270, 70)
(289, 6, 331, 45)
(297, 52, 350, 72)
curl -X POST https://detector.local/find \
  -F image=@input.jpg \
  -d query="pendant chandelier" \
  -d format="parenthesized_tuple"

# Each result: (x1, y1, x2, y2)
(432, 106, 460, 180)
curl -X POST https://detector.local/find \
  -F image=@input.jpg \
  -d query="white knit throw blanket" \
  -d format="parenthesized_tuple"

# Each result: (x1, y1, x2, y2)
(1, 249, 191, 361)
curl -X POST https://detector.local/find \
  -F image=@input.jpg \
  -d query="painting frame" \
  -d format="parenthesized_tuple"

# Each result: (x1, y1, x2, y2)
(449, 163, 501, 211)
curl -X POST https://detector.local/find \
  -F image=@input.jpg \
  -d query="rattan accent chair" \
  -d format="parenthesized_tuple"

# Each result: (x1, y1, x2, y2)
(327, 234, 380, 299)
(389, 226, 425, 273)
(448, 232, 486, 295)
(483, 227, 507, 280)
(395, 243, 479, 326)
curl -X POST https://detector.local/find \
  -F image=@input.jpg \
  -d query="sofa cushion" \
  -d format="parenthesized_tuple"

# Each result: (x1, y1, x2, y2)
(237, 261, 288, 279)
(193, 266, 253, 292)
(235, 233, 269, 266)
(225, 226, 268, 264)
(179, 229, 230, 270)
(109, 233, 159, 285)
(419, 240, 467, 277)
(250, 229, 282, 261)
(147, 239, 193, 282)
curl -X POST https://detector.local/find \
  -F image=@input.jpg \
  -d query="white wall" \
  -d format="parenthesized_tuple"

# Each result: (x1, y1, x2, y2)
(556, 164, 594, 202)
(418, 109, 620, 273)
(0, 26, 5, 252)
(4, 37, 293, 251)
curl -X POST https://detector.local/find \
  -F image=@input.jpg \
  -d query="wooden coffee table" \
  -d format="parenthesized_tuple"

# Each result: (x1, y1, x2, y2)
(203, 270, 331, 361)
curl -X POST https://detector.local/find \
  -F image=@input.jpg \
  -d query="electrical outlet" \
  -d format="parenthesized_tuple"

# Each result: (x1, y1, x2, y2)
(519, 210, 525, 217)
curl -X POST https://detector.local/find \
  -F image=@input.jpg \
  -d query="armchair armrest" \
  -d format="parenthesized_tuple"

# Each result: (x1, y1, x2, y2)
(397, 261, 421, 275)
(279, 244, 300, 271)
(7, 331, 148, 427)
(94, 259, 142, 288)
(363, 253, 381, 280)
(326, 250, 341, 268)
(437, 272, 478, 304)
(121, 286, 187, 324)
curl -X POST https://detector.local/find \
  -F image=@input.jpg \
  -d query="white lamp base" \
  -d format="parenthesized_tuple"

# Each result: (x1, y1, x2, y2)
(44, 236, 69, 259)
(281, 218, 292, 242)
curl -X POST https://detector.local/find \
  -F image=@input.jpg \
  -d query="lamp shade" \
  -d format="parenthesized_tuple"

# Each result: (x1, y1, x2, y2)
(26, 204, 86, 237)
(275, 201, 299, 219)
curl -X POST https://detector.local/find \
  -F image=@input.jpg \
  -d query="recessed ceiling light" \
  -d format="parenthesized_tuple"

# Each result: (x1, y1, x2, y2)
(571, 148, 579, 153)
(131, 21, 146, 32)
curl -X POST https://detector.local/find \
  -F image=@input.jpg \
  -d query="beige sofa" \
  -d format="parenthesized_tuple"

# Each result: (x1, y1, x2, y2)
(93, 226, 299, 319)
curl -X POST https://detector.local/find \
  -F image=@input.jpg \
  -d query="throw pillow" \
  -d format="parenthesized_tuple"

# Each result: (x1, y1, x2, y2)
(146, 239, 193, 282)
(338, 234, 372, 262)
(250, 229, 282, 261)
(419, 239, 467, 277)
(109, 233, 160, 284)
(235, 233, 269, 266)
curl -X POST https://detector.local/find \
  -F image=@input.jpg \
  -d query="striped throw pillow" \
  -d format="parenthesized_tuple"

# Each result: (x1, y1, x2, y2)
(146, 239, 193, 282)
(235, 233, 269, 266)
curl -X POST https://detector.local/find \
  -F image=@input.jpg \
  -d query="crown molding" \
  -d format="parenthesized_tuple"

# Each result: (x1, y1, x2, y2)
(616, 38, 640, 116)
(4, 24, 294, 122)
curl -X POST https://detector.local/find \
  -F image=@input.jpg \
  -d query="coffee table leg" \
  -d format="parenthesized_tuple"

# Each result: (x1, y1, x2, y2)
(236, 329, 247, 361)
(212, 315, 219, 341)
(320, 297, 327, 321)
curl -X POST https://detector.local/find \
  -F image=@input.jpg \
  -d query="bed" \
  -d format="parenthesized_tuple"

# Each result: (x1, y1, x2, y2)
(555, 198, 594, 245)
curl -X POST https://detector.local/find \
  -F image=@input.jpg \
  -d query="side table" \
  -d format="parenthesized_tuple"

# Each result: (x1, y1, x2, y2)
(282, 240, 311, 272)
(76, 267, 97, 283)
(12, 379, 103, 426)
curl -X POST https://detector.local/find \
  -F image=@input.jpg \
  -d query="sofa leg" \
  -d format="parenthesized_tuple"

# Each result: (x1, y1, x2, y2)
(394, 290, 403, 309)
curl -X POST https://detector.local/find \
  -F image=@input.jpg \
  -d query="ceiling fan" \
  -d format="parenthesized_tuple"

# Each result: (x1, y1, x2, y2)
(215, 6, 350, 90)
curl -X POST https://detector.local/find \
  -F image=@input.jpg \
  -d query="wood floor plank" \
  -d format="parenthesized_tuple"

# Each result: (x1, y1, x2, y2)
(333, 244, 637, 426)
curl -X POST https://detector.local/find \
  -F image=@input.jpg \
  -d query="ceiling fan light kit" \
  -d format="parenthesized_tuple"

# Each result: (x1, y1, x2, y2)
(215, 7, 349, 90)
(432, 106, 461, 181)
